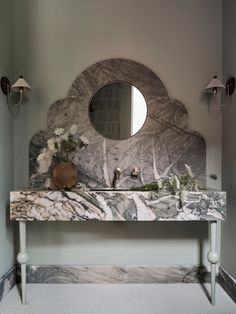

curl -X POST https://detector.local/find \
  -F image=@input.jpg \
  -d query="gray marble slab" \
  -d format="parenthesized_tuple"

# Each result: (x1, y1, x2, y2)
(16, 265, 208, 284)
(28, 59, 206, 189)
(218, 266, 236, 303)
(10, 190, 226, 221)
(0, 266, 16, 302)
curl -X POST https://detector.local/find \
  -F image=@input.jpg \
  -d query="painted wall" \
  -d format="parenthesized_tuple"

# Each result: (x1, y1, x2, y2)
(13, 0, 222, 266)
(221, 0, 236, 278)
(0, 0, 14, 276)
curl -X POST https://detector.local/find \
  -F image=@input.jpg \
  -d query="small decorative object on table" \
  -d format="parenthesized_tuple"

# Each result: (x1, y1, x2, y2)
(52, 161, 78, 189)
(36, 124, 89, 189)
(130, 164, 217, 205)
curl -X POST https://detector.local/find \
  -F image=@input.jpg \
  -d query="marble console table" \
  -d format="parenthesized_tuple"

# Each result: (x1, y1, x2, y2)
(10, 189, 226, 305)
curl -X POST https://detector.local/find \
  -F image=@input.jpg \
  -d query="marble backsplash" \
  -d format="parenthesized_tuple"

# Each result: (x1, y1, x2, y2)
(28, 59, 206, 189)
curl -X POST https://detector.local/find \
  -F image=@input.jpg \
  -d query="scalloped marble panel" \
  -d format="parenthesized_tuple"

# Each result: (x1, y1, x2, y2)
(29, 59, 206, 189)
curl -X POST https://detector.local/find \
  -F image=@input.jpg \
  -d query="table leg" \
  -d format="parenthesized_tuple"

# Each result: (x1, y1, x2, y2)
(207, 220, 219, 305)
(17, 221, 29, 304)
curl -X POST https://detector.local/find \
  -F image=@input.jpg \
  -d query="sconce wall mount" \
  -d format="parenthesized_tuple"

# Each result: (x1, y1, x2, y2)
(1, 76, 11, 95)
(226, 77, 235, 96)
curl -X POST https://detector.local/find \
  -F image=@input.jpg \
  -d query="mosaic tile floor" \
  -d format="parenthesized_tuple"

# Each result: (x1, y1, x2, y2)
(0, 283, 235, 314)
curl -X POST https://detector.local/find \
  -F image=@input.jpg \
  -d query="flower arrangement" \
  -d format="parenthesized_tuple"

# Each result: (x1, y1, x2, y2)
(36, 124, 89, 175)
(130, 164, 217, 194)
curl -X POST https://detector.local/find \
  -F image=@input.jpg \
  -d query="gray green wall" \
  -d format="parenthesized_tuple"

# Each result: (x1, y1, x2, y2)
(221, 0, 236, 278)
(13, 0, 223, 266)
(0, 0, 14, 277)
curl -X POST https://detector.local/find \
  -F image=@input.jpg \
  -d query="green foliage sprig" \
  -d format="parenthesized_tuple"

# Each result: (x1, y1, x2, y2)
(130, 164, 217, 193)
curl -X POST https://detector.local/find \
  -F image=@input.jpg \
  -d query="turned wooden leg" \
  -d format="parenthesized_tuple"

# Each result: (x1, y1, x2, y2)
(17, 221, 29, 304)
(207, 220, 219, 305)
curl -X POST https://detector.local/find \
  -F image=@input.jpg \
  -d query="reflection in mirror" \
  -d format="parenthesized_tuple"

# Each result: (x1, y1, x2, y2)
(89, 82, 147, 140)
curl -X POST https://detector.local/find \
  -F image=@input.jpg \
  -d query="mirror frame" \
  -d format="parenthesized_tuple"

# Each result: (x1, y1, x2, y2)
(88, 80, 148, 140)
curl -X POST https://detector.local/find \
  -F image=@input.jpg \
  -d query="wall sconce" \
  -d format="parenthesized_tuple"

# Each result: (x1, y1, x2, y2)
(205, 75, 235, 107)
(0, 75, 31, 115)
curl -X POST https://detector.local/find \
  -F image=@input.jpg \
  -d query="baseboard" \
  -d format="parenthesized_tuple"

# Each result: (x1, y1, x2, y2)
(218, 265, 236, 303)
(0, 266, 16, 302)
(16, 265, 209, 284)
(0, 265, 210, 302)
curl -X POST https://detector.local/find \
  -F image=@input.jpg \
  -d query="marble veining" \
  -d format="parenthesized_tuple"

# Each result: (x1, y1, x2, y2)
(218, 266, 236, 303)
(28, 59, 206, 189)
(10, 190, 226, 221)
(0, 267, 16, 302)
(17, 265, 208, 284)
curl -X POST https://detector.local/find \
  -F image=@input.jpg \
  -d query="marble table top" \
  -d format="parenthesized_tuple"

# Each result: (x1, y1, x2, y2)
(10, 189, 226, 221)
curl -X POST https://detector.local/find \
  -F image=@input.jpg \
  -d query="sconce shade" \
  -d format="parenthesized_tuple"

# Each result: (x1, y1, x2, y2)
(11, 76, 31, 91)
(205, 75, 225, 93)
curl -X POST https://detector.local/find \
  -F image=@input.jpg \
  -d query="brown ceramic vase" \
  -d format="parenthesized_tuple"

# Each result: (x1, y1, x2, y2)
(52, 162, 78, 189)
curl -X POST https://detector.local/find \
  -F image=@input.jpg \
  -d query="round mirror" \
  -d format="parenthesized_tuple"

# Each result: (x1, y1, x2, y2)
(89, 82, 147, 140)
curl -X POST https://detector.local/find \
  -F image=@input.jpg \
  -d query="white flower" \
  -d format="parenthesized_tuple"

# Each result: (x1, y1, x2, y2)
(37, 159, 51, 174)
(173, 175, 180, 190)
(37, 153, 44, 161)
(79, 135, 89, 146)
(157, 180, 163, 189)
(167, 175, 180, 190)
(185, 164, 194, 178)
(60, 132, 69, 141)
(180, 190, 187, 203)
(169, 175, 174, 186)
(38, 148, 53, 160)
(37, 148, 50, 161)
(54, 127, 64, 136)
(69, 124, 78, 135)
(47, 139, 56, 152)
(36, 149, 53, 174)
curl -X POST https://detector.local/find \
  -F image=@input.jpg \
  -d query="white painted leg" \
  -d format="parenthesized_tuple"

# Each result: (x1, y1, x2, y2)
(17, 221, 29, 304)
(207, 221, 219, 305)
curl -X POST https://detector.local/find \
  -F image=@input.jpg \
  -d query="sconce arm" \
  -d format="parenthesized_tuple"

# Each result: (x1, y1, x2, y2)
(5, 88, 23, 117)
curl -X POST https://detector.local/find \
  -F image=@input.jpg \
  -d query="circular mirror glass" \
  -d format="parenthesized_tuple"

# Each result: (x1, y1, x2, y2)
(89, 82, 147, 140)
